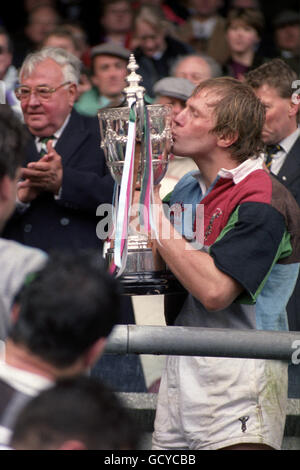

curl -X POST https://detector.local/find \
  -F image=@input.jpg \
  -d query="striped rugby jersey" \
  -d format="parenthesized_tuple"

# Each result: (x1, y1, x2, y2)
(167, 157, 300, 331)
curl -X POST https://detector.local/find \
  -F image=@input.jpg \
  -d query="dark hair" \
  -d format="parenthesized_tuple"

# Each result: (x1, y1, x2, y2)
(245, 58, 298, 99)
(99, 0, 131, 17)
(9, 251, 121, 368)
(43, 26, 82, 53)
(133, 4, 169, 34)
(10, 376, 141, 450)
(226, 8, 265, 36)
(0, 26, 13, 54)
(193, 76, 265, 162)
(0, 105, 28, 180)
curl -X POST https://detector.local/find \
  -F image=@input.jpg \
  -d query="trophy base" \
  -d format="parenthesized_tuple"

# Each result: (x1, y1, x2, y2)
(106, 245, 184, 296)
(120, 270, 184, 296)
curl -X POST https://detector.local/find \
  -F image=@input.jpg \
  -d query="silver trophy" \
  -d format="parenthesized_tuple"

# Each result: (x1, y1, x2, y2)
(98, 54, 182, 295)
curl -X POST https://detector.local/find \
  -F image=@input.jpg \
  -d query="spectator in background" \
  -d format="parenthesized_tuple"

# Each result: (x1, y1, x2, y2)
(42, 27, 92, 98)
(272, 10, 300, 76)
(132, 0, 187, 28)
(223, 8, 267, 81)
(245, 59, 300, 334)
(133, 4, 194, 98)
(97, 0, 134, 50)
(0, 251, 121, 446)
(153, 76, 198, 198)
(12, 4, 62, 69)
(75, 43, 129, 117)
(42, 26, 82, 58)
(10, 376, 141, 450)
(151, 76, 300, 451)
(176, 0, 230, 66)
(62, 21, 92, 68)
(3, 47, 114, 254)
(246, 57, 300, 402)
(0, 27, 22, 119)
(23, 0, 57, 12)
(172, 53, 222, 85)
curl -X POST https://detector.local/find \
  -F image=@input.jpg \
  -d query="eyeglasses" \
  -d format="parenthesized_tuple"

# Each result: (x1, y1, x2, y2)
(15, 81, 72, 101)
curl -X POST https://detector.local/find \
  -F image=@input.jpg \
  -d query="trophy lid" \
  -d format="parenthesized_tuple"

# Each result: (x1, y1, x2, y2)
(123, 54, 145, 107)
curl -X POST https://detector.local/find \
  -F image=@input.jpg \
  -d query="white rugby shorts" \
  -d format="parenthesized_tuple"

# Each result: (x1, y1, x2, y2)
(152, 356, 288, 450)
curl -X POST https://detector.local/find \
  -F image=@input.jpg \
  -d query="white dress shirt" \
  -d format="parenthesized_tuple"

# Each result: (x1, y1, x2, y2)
(269, 127, 300, 175)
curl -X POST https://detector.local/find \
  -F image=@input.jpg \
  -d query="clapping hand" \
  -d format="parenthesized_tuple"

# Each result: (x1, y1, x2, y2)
(18, 140, 63, 203)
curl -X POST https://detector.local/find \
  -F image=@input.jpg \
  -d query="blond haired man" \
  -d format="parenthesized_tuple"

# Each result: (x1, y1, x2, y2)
(152, 77, 300, 450)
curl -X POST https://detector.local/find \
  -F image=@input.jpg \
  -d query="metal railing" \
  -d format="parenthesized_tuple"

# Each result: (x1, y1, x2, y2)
(105, 325, 300, 362)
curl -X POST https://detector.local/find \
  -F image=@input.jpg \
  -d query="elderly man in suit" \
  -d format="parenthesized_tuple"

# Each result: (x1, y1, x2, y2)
(3, 47, 147, 393)
(246, 58, 300, 397)
(3, 47, 114, 253)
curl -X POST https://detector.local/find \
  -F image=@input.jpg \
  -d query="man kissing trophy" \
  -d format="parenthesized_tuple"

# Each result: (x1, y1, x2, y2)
(98, 54, 183, 295)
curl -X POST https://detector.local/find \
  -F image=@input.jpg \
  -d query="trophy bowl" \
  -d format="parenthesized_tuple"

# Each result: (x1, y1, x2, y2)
(98, 53, 184, 295)
(99, 103, 182, 295)
(98, 103, 172, 187)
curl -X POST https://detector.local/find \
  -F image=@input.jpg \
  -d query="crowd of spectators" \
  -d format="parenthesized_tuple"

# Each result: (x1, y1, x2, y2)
(0, 1, 299, 102)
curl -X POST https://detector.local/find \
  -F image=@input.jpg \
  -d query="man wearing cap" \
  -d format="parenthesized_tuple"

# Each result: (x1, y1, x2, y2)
(153, 77, 198, 198)
(172, 53, 222, 85)
(272, 10, 300, 75)
(75, 43, 130, 117)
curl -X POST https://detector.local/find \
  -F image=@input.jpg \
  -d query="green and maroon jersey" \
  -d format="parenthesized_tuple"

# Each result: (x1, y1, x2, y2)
(168, 157, 300, 331)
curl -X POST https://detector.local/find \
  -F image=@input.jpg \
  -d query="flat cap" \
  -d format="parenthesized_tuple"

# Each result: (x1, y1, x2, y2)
(273, 10, 300, 28)
(153, 77, 196, 102)
(91, 43, 130, 60)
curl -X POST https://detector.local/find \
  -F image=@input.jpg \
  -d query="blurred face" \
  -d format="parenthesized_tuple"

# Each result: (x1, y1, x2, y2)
(156, 95, 185, 120)
(232, 0, 258, 7)
(254, 84, 298, 145)
(226, 20, 259, 54)
(92, 55, 127, 98)
(0, 169, 21, 231)
(101, 1, 132, 34)
(0, 34, 12, 80)
(275, 24, 300, 53)
(43, 36, 80, 58)
(26, 7, 60, 44)
(20, 58, 77, 137)
(191, 0, 221, 17)
(134, 20, 166, 57)
(172, 90, 218, 159)
(174, 57, 212, 85)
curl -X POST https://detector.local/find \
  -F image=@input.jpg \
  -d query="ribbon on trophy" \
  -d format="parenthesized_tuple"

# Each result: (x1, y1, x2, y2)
(139, 106, 157, 238)
(109, 100, 158, 277)
(109, 102, 136, 276)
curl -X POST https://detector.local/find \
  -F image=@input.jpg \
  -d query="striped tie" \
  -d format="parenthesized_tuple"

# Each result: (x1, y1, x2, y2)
(39, 136, 55, 157)
(265, 144, 282, 169)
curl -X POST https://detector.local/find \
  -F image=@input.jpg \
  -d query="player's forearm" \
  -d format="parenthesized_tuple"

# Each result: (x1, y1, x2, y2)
(155, 211, 243, 311)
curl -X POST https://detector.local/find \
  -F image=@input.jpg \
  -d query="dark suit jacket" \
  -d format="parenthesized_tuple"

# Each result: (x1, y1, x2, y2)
(3, 109, 136, 324)
(3, 109, 114, 253)
(275, 136, 300, 331)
